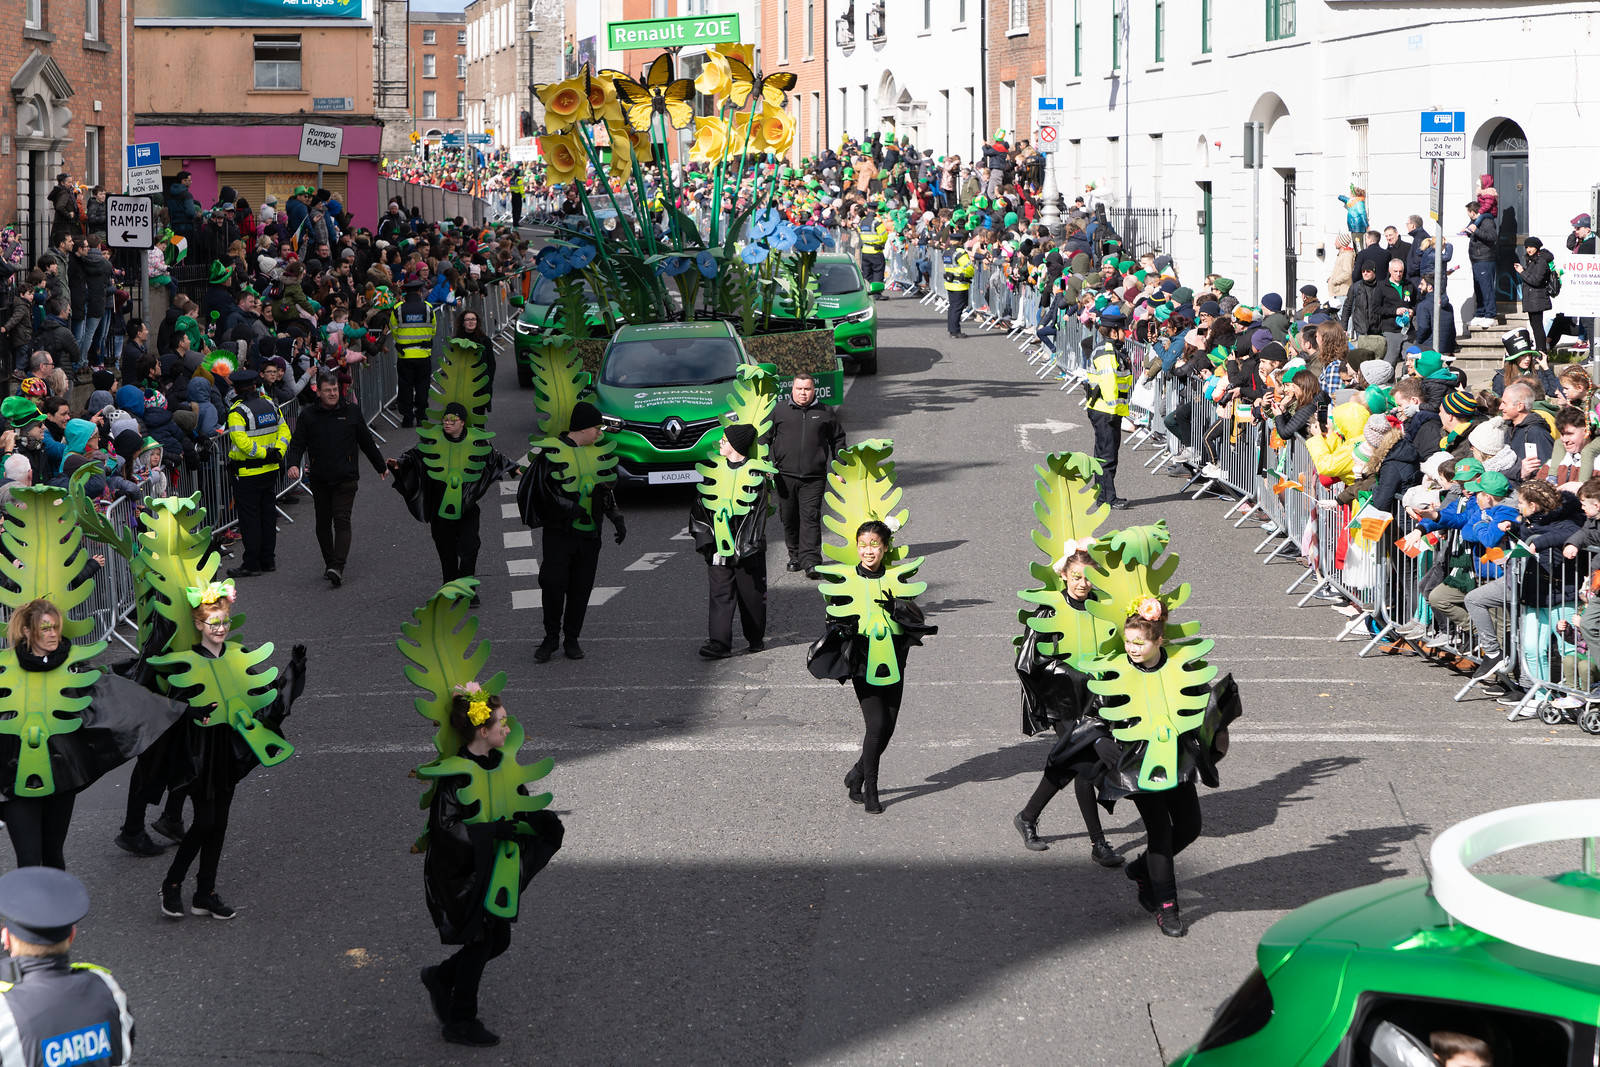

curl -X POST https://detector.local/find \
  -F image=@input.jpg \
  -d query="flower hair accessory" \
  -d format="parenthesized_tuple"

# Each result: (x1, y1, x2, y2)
(453, 681, 492, 727)
(1126, 595, 1164, 622)
(185, 579, 237, 608)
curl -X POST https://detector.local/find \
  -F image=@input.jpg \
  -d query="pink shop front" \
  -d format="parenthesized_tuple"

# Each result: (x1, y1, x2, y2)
(132, 119, 383, 229)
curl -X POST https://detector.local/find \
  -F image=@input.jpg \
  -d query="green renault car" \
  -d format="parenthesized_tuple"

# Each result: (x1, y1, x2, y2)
(1173, 802, 1600, 1066)
(593, 320, 760, 486)
(810, 253, 878, 374)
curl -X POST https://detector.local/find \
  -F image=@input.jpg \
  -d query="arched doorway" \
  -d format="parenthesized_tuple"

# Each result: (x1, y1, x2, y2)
(11, 51, 74, 260)
(1483, 118, 1528, 305)
(1249, 92, 1295, 303)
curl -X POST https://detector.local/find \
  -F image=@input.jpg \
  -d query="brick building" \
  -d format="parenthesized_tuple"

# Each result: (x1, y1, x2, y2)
(410, 9, 466, 144)
(987, 0, 1046, 153)
(5, 0, 133, 260)
(757, 0, 825, 163)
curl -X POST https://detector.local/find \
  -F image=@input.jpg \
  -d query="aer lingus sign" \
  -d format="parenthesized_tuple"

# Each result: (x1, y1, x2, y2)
(606, 14, 741, 51)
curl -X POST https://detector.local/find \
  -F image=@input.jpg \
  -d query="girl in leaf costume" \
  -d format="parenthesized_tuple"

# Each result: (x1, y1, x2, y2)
(0, 602, 87, 869)
(809, 520, 936, 815)
(154, 582, 305, 922)
(421, 689, 564, 1048)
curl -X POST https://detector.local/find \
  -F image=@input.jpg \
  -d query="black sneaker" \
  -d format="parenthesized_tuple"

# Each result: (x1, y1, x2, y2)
(563, 641, 584, 660)
(191, 891, 236, 920)
(150, 814, 186, 843)
(420, 966, 451, 1024)
(533, 640, 558, 664)
(324, 567, 343, 588)
(1126, 859, 1157, 913)
(441, 1020, 500, 1047)
(1090, 839, 1125, 868)
(698, 641, 733, 660)
(1156, 901, 1187, 937)
(160, 883, 184, 920)
(1013, 812, 1048, 852)
(114, 830, 166, 857)
(786, 559, 803, 572)
(745, 640, 765, 654)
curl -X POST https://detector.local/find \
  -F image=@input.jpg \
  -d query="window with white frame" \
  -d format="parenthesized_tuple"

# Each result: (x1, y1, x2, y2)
(1348, 118, 1370, 193)
(457, 91, 465, 117)
(922, 0, 931, 32)
(422, 29, 436, 44)
(779, 0, 789, 63)
(423, 91, 437, 119)
(25, 0, 40, 28)
(1008, 0, 1026, 33)
(805, 0, 815, 56)
(457, 29, 466, 45)
(457, 55, 465, 79)
(811, 92, 821, 153)
(423, 54, 436, 78)
(1000, 81, 1015, 144)
(253, 35, 302, 90)
(84, 127, 101, 186)
(651, 0, 667, 16)
(1150, 133, 1163, 210)
(85, 0, 100, 41)
(958, 0, 968, 24)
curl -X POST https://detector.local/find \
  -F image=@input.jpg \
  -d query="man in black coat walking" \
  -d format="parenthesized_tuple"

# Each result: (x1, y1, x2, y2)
(285, 373, 388, 587)
(768, 372, 845, 579)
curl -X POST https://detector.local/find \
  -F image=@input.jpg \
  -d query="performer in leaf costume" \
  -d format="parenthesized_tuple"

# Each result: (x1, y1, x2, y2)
(1050, 523, 1241, 938)
(149, 579, 306, 921)
(401, 581, 564, 1047)
(0, 487, 186, 869)
(1009, 453, 1124, 867)
(516, 401, 626, 663)
(689, 397, 775, 659)
(806, 441, 936, 815)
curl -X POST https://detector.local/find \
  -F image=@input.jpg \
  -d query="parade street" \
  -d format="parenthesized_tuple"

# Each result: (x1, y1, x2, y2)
(42, 293, 1587, 1065)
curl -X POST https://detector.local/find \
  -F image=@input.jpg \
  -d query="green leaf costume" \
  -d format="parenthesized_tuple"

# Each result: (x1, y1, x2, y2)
(693, 364, 777, 556)
(0, 641, 102, 797)
(530, 436, 618, 533)
(1084, 521, 1200, 650)
(723, 363, 777, 444)
(401, 579, 558, 919)
(1016, 451, 1114, 662)
(417, 423, 498, 521)
(1, 486, 99, 641)
(815, 439, 929, 686)
(425, 338, 493, 428)
(131, 494, 221, 657)
(1087, 638, 1217, 792)
(147, 642, 294, 767)
(524, 332, 591, 437)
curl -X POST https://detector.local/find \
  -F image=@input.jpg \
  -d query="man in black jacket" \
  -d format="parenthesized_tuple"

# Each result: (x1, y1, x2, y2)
(1373, 258, 1415, 364)
(1466, 202, 1500, 328)
(284, 373, 388, 587)
(1352, 230, 1388, 281)
(1402, 215, 1431, 287)
(768, 373, 846, 579)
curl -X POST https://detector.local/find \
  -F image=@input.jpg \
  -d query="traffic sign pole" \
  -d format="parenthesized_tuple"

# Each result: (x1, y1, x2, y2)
(1433, 158, 1444, 352)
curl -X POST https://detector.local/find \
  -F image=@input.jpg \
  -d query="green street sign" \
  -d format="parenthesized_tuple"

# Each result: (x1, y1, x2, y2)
(606, 13, 741, 51)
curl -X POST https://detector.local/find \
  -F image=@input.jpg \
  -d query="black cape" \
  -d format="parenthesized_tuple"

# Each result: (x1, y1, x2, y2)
(806, 586, 937, 684)
(391, 443, 519, 523)
(1014, 605, 1095, 737)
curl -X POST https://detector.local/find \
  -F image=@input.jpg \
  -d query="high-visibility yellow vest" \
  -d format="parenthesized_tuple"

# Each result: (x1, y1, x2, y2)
(1087, 342, 1132, 417)
(392, 298, 436, 359)
(942, 251, 974, 291)
(227, 395, 290, 477)
(859, 221, 888, 254)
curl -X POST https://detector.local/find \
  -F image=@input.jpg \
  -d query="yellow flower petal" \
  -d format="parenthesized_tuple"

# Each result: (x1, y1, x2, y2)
(754, 101, 795, 157)
(694, 52, 732, 101)
(535, 74, 587, 124)
(688, 117, 730, 164)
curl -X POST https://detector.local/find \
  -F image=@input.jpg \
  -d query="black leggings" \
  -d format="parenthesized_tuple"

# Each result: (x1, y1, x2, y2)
(1020, 719, 1108, 839)
(438, 919, 512, 1023)
(164, 784, 235, 895)
(2, 793, 77, 869)
(851, 677, 903, 785)
(1128, 783, 1202, 905)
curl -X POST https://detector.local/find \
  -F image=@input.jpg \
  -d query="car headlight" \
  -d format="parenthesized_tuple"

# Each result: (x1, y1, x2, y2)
(842, 307, 875, 325)
(513, 318, 538, 336)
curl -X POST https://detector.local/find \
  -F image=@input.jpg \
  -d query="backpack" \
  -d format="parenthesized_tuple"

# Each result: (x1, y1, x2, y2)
(1548, 264, 1563, 299)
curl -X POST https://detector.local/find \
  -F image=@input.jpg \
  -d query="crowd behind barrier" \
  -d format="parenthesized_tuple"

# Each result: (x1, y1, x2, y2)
(70, 269, 528, 654)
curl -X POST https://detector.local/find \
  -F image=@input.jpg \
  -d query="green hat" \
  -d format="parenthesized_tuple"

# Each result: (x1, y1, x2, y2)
(1134, 269, 1148, 283)
(1003, 211, 1018, 227)
(1172, 286, 1194, 304)
(1093, 294, 1111, 311)
(884, 132, 895, 144)
(1102, 255, 1118, 268)
(1414, 349, 1455, 379)
(140, 436, 161, 453)
(208, 261, 233, 284)
(1451, 457, 1485, 482)
(952, 209, 967, 221)
(1206, 345, 1229, 368)
(844, 167, 854, 178)
(1153, 303, 1174, 323)
(1104, 238, 1121, 248)
(1467, 471, 1512, 498)
(1213, 277, 1235, 295)
(1364, 385, 1395, 413)
(1117, 259, 1135, 272)
(0, 396, 43, 427)
(974, 195, 990, 209)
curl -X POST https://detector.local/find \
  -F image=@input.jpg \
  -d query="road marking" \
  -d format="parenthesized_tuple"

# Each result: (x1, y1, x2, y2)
(503, 530, 533, 549)
(671, 526, 693, 541)
(590, 586, 623, 606)
(500, 502, 522, 520)
(498, 481, 518, 496)
(506, 558, 539, 576)
(1014, 417, 1078, 452)
(511, 589, 541, 610)
(624, 552, 676, 571)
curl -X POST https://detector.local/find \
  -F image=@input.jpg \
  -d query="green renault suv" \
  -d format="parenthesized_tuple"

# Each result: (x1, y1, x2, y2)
(593, 320, 759, 486)
(810, 254, 878, 374)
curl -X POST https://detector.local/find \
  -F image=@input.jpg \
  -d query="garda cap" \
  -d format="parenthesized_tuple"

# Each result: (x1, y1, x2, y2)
(0, 867, 89, 944)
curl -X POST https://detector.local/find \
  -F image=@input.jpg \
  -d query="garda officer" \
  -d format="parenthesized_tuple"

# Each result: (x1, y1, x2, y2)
(942, 239, 975, 338)
(391, 278, 437, 428)
(1085, 306, 1133, 510)
(509, 167, 525, 229)
(858, 210, 889, 298)
(0, 867, 134, 1066)
(225, 368, 291, 578)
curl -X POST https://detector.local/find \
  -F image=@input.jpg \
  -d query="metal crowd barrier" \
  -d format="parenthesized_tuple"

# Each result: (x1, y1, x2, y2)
(80, 496, 138, 652)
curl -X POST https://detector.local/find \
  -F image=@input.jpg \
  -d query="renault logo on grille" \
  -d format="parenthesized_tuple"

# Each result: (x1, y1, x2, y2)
(662, 417, 685, 443)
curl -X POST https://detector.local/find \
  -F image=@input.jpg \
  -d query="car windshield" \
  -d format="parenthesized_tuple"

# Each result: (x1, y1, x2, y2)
(815, 262, 864, 296)
(601, 336, 742, 388)
(529, 277, 597, 305)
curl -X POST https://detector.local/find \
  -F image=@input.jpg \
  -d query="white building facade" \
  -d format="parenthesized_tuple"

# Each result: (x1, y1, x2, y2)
(824, 0, 986, 162)
(1047, 0, 1600, 314)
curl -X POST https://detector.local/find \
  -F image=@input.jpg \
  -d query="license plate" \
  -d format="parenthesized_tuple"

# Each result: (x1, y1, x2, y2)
(647, 469, 700, 485)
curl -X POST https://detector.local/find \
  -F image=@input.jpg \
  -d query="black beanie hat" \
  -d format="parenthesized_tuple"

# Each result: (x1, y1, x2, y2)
(92, 369, 116, 392)
(724, 422, 757, 456)
(442, 402, 469, 421)
(568, 401, 602, 432)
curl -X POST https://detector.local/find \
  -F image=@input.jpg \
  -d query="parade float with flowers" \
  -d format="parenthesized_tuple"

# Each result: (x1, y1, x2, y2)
(513, 47, 845, 424)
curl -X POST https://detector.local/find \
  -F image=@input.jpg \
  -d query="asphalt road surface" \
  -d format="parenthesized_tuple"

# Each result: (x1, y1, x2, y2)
(55, 296, 1597, 1065)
